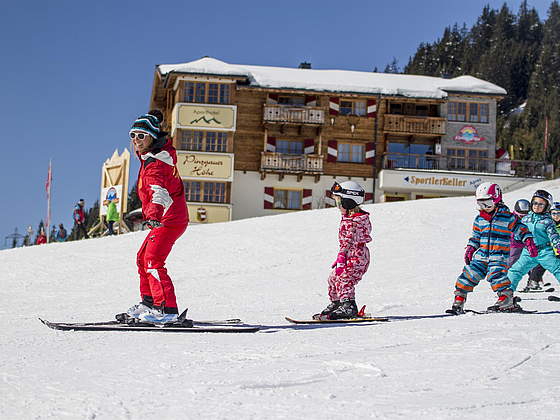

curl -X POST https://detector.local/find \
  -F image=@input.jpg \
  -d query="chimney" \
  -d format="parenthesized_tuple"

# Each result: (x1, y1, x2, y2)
(298, 62, 312, 69)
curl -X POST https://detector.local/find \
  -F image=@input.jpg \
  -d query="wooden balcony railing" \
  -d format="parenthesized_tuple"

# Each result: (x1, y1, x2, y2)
(263, 105, 325, 125)
(260, 152, 324, 174)
(381, 152, 547, 178)
(383, 115, 446, 135)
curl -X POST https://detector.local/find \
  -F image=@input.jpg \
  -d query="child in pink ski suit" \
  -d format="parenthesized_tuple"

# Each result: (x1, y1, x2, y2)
(315, 181, 372, 320)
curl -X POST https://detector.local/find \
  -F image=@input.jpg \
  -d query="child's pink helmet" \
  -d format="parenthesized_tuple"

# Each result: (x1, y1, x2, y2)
(475, 182, 502, 204)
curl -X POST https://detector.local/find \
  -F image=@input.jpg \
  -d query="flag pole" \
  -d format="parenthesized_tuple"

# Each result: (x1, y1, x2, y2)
(46, 158, 52, 244)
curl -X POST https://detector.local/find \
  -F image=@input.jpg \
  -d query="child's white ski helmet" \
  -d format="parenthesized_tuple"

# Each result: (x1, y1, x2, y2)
(475, 182, 502, 205)
(331, 181, 365, 209)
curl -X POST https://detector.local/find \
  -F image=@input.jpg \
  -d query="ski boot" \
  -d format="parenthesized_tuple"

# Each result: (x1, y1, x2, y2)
(522, 279, 541, 292)
(138, 307, 179, 325)
(126, 302, 152, 319)
(313, 300, 341, 320)
(329, 299, 359, 320)
(488, 289, 519, 312)
(448, 291, 467, 315)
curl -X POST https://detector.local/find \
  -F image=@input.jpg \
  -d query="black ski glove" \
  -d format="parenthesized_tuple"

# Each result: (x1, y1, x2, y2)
(143, 220, 163, 230)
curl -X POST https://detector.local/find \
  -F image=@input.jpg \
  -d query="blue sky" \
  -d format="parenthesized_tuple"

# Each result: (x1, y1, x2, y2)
(0, 0, 553, 248)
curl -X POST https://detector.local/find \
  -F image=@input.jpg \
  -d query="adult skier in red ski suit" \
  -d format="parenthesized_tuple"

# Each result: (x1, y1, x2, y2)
(314, 181, 372, 320)
(125, 109, 189, 324)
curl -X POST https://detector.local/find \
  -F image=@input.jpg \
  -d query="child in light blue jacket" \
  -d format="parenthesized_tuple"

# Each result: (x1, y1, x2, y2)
(508, 190, 560, 290)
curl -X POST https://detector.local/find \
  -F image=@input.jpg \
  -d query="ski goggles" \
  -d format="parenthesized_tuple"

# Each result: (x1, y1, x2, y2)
(130, 132, 150, 140)
(331, 182, 365, 197)
(531, 201, 546, 208)
(477, 198, 495, 209)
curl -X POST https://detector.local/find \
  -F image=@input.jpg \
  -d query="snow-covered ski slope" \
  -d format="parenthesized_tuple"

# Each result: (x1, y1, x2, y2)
(4, 179, 560, 419)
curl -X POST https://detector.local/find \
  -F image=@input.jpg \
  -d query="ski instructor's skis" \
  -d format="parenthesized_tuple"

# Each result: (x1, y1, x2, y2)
(40, 310, 259, 333)
(40, 318, 259, 333)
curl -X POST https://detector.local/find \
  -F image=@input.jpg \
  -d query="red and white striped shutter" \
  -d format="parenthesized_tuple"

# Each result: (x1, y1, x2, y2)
(327, 140, 338, 163)
(306, 96, 317, 107)
(268, 93, 279, 105)
(329, 97, 339, 115)
(365, 142, 375, 165)
(325, 190, 336, 208)
(264, 187, 274, 209)
(302, 189, 313, 210)
(304, 139, 314, 154)
(367, 99, 377, 118)
(266, 136, 276, 152)
(364, 192, 374, 204)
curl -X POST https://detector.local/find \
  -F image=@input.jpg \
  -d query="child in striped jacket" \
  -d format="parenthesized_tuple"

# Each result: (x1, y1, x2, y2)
(450, 182, 536, 314)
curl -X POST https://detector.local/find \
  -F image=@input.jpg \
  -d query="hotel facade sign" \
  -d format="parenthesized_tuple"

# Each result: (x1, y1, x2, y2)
(172, 103, 237, 135)
(176, 151, 234, 181)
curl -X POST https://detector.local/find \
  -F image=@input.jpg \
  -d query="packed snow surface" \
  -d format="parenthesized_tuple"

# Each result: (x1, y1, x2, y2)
(157, 57, 507, 98)
(3, 180, 560, 419)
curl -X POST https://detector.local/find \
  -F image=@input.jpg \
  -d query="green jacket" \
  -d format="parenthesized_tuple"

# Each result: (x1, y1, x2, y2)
(106, 201, 119, 222)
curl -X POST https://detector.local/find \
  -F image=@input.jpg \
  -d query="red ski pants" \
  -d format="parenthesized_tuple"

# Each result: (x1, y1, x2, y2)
(327, 246, 370, 301)
(137, 223, 187, 311)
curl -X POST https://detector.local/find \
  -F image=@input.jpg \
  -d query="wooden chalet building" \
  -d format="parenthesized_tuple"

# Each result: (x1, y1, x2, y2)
(148, 57, 546, 223)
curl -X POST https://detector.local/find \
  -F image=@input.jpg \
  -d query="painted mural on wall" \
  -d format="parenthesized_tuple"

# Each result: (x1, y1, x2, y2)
(453, 125, 486, 144)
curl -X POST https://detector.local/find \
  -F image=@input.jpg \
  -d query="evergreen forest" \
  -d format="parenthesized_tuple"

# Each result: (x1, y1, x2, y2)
(396, 0, 560, 175)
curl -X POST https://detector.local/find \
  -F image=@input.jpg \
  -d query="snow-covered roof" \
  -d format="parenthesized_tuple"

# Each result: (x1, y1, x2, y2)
(157, 57, 507, 99)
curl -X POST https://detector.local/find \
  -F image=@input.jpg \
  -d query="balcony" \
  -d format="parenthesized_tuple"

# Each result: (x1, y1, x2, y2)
(263, 105, 325, 125)
(260, 152, 324, 180)
(384, 115, 446, 136)
(382, 152, 547, 178)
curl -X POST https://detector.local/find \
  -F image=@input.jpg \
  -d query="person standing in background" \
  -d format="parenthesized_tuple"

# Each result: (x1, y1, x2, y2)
(73, 199, 89, 240)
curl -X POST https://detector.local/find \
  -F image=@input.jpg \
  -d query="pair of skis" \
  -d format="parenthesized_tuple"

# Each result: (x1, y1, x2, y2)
(40, 310, 259, 333)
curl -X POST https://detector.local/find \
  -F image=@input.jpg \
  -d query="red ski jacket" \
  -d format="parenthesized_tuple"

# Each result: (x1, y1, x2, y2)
(137, 135, 189, 226)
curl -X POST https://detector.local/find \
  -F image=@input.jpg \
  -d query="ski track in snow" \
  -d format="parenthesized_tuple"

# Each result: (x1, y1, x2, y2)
(3, 180, 560, 419)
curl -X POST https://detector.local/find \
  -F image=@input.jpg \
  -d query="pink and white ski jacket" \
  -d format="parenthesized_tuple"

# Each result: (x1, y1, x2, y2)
(338, 211, 372, 255)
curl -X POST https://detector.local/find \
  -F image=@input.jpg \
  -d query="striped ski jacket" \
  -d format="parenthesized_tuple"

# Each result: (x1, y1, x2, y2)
(467, 204, 532, 261)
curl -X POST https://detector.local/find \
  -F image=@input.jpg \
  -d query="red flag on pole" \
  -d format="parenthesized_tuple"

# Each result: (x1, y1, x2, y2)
(46, 159, 52, 243)
(544, 116, 549, 154)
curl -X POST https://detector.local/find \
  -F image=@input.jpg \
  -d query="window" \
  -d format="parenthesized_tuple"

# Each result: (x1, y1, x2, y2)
(480, 104, 489, 123)
(338, 143, 365, 163)
(184, 82, 231, 104)
(205, 132, 228, 152)
(448, 101, 489, 123)
(469, 103, 479, 122)
(457, 102, 467, 121)
(185, 181, 228, 203)
(447, 148, 488, 171)
(389, 103, 437, 117)
(448, 102, 457, 121)
(184, 181, 202, 201)
(390, 103, 402, 114)
(181, 131, 204, 151)
(274, 189, 302, 210)
(180, 130, 228, 152)
(416, 105, 429, 116)
(340, 100, 366, 116)
(276, 140, 303, 154)
(278, 96, 305, 106)
(203, 182, 227, 203)
(447, 148, 466, 170)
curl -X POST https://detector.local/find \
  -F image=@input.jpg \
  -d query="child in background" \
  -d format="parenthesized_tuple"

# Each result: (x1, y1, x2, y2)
(509, 199, 531, 268)
(522, 201, 560, 291)
(450, 182, 535, 314)
(508, 190, 560, 291)
(314, 181, 372, 320)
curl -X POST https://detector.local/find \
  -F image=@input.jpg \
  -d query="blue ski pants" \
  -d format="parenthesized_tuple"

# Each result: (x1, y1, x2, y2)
(508, 246, 560, 291)
(456, 256, 511, 294)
